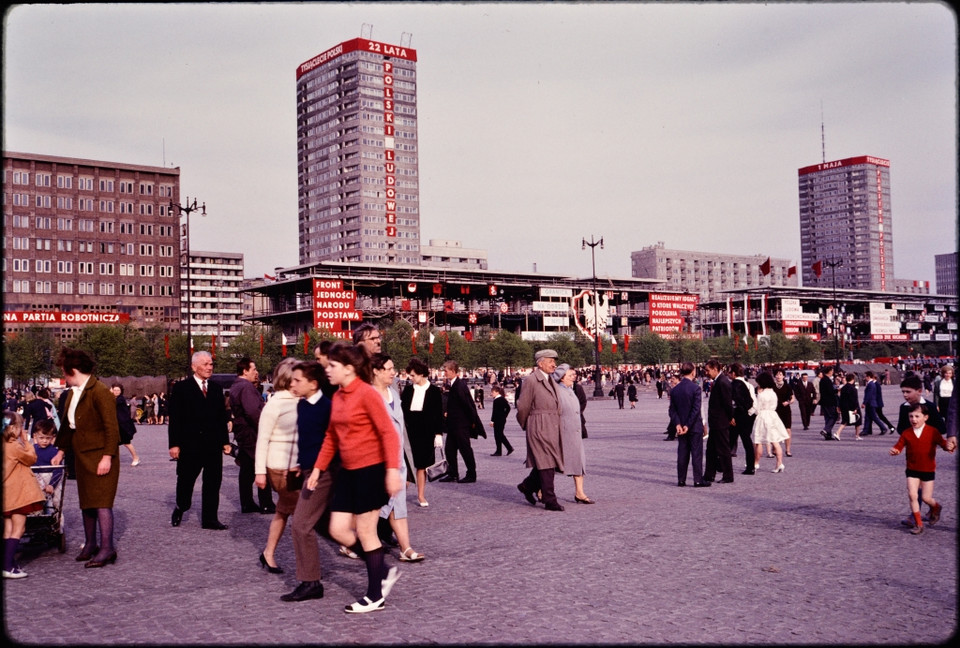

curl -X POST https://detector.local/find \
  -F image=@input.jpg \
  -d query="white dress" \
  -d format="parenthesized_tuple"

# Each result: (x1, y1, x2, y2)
(751, 389, 789, 444)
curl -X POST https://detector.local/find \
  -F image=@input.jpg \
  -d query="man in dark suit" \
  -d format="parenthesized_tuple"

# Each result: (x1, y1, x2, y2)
(703, 359, 735, 484)
(819, 366, 840, 440)
(439, 360, 484, 483)
(669, 362, 707, 487)
(488, 385, 514, 456)
(794, 373, 817, 430)
(229, 357, 274, 513)
(728, 363, 757, 474)
(168, 351, 232, 530)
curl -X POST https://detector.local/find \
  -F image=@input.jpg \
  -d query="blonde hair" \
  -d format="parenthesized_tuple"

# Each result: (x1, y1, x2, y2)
(272, 357, 300, 391)
(3, 410, 24, 442)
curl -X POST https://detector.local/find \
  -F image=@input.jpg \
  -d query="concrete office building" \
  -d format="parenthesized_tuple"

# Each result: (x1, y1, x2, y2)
(935, 252, 957, 296)
(421, 239, 488, 270)
(182, 251, 244, 347)
(296, 37, 421, 266)
(630, 242, 798, 302)
(2, 151, 181, 338)
(798, 155, 895, 291)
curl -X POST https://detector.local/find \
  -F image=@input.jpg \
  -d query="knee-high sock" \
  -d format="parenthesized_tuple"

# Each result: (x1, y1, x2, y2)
(364, 546, 385, 600)
(3, 538, 20, 572)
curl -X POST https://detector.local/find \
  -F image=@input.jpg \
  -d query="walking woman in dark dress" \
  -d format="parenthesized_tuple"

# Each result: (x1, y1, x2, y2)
(56, 349, 121, 568)
(399, 357, 444, 507)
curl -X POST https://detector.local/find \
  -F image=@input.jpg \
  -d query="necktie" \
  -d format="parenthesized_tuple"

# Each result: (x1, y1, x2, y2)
(202, 381, 207, 396)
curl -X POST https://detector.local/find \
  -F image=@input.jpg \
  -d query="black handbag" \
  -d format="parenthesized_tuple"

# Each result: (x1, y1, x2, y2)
(426, 448, 448, 482)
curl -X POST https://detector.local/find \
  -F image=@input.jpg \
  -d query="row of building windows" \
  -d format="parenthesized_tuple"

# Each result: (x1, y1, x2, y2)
(8, 171, 173, 196)
(9, 280, 171, 296)
(7, 258, 174, 276)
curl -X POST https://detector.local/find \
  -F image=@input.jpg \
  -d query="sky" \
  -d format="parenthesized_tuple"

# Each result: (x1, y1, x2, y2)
(3, 2, 957, 289)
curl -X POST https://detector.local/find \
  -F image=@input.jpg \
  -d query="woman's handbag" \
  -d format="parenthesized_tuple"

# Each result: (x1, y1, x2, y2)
(426, 448, 448, 482)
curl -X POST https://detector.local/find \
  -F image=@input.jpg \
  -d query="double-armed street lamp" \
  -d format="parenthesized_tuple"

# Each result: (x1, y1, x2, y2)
(169, 197, 206, 372)
(582, 235, 604, 397)
(823, 257, 843, 368)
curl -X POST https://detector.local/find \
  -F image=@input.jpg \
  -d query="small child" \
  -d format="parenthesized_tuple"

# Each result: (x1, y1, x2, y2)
(3, 411, 46, 578)
(31, 419, 64, 514)
(889, 403, 953, 535)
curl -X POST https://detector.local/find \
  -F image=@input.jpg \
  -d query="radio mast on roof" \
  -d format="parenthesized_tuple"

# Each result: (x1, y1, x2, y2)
(820, 100, 826, 163)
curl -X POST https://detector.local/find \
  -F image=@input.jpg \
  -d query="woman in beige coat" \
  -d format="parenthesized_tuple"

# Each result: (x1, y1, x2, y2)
(56, 349, 120, 568)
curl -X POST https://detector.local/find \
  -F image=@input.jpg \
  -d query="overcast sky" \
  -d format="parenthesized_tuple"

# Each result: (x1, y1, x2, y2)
(3, 2, 957, 290)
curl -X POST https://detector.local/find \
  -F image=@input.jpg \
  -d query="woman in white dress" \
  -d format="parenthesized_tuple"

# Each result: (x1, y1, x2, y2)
(751, 372, 789, 473)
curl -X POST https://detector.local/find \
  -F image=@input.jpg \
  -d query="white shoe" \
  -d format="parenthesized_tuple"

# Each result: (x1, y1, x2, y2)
(381, 565, 401, 598)
(344, 596, 385, 614)
(771, 464, 784, 473)
(2, 567, 28, 579)
(417, 500, 429, 507)
(131, 459, 141, 466)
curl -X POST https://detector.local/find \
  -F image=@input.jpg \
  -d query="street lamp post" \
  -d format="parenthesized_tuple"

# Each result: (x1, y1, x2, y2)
(582, 235, 604, 397)
(824, 257, 843, 368)
(170, 197, 206, 372)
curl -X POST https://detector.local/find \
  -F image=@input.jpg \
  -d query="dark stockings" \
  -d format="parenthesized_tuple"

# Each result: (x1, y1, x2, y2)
(82, 508, 115, 559)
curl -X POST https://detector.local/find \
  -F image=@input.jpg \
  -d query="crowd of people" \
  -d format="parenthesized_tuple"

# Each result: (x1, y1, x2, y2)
(3, 341, 957, 598)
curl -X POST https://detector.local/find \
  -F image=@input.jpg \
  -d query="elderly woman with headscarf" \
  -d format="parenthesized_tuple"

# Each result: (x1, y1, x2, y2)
(553, 363, 593, 504)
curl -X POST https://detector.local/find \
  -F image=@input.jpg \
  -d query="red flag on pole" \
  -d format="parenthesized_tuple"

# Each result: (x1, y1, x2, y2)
(211, 334, 216, 359)
(612, 337, 618, 352)
(164, 335, 170, 358)
(597, 336, 603, 353)
(623, 334, 630, 352)
(812, 260, 823, 279)
(281, 333, 288, 358)
(412, 332, 417, 354)
(444, 331, 450, 355)
(304, 333, 310, 355)
(259, 334, 264, 356)
(787, 264, 797, 278)
(759, 257, 771, 276)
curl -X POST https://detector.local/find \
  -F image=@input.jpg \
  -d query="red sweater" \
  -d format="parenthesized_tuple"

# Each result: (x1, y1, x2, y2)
(892, 424, 948, 473)
(314, 378, 400, 472)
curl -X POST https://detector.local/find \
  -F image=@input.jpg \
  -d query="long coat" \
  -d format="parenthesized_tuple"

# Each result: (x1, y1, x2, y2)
(57, 377, 120, 509)
(3, 438, 45, 513)
(516, 369, 563, 471)
(229, 377, 264, 460)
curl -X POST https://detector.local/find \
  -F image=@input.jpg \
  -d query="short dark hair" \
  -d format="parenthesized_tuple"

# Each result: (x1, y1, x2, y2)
(31, 418, 57, 437)
(728, 362, 744, 377)
(823, 365, 834, 376)
(490, 385, 503, 396)
(57, 348, 95, 376)
(327, 342, 371, 383)
(705, 359, 723, 371)
(865, 371, 876, 379)
(906, 402, 930, 416)
(442, 360, 459, 373)
(352, 322, 379, 346)
(111, 383, 124, 395)
(236, 357, 255, 376)
(900, 374, 923, 390)
(679, 362, 695, 376)
(370, 353, 392, 372)
(845, 373, 856, 383)
(406, 357, 429, 377)
(755, 372, 775, 389)
(293, 361, 325, 386)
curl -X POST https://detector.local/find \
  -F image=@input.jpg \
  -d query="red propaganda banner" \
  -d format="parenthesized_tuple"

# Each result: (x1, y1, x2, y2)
(648, 293, 698, 338)
(3, 311, 130, 324)
(297, 38, 417, 79)
(313, 279, 361, 331)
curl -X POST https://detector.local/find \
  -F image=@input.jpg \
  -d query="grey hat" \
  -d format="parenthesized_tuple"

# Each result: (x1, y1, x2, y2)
(534, 349, 558, 362)
(552, 363, 571, 382)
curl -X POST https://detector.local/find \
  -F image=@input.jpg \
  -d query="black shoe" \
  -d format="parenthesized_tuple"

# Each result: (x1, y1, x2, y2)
(202, 521, 228, 530)
(678, 481, 686, 487)
(719, 478, 735, 484)
(437, 474, 458, 483)
(702, 477, 715, 483)
(459, 474, 477, 483)
(260, 505, 277, 514)
(544, 502, 565, 511)
(693, 482, 711, 488)
(280, 580, 324, 602)
(259, 553, 283, 574)
(742, 469, 755, 475)
(506, 448, 514, 455)
(820, 430, 829, 440)
(84, 551, 118, 569)
(171, 508, 183, 527)
(665, 436, 676, 441)
(517, 483, 537, 506)
(490, 452, 502, 456)
(241, 504, 261, 513)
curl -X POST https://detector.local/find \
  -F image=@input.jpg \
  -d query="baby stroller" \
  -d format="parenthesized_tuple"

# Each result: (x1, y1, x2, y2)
(23, 464, 67, 553)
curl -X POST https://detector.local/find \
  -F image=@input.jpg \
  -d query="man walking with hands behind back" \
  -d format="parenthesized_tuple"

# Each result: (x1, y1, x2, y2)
(516, 349, 565, 511)
(669, 362, 708, 487)
(169, 351, 232, 530)
(230, 357, 274, 514)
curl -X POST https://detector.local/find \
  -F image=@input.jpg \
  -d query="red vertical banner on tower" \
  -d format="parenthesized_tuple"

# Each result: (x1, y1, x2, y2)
(383, 60, 397, 238)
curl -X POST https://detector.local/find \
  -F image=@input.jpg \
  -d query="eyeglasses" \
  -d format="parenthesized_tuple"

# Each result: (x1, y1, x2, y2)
(366, 335, 382, 342)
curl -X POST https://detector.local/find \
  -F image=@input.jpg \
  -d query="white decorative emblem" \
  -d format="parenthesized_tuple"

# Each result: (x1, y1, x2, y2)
(571, 289, 609, 340)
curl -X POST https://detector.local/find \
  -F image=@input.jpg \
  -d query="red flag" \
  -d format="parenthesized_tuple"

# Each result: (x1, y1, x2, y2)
(444, 331, 450, 355)
(211, 334, 216, 360)
(281, 333, 288, 358)
(304, 333, 310, 355)
(432, 283, 442, 295)
(412, 332, 417, 354)
(759, 257, 771, 276)
(623, 334, 630, 352)
(264, 273, 277, 281)
(190, 337, 194, 355)
(443, 300, 453, 312)
(597, 337, 603, 353)
(259, 334, 264, 356)
(164, 335, 170, 358)
(787, 265, 797, 278)
(460, 285, 470, 295)
(612, 337, 618, 352)
(812, 260, 823, 279)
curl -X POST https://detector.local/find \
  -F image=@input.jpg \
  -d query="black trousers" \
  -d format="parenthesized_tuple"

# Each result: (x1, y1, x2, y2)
(798, 402, 813, 429)
(175, 447, 223, 524)
(704, 426, 733, 482)
(521, 466, 559, 507)
(492, 423, 513, 454)
(731, 414, 757, 470)
(236, 450, 274, 509)
(676, 432, 703, 484)
(444, 427, 476, 479)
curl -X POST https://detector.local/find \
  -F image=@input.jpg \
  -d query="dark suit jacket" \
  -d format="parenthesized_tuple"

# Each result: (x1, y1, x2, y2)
(707, 373, 734, 431)
(446, 377, 483, 438)
(229, 377, 264, 458)
(168, 376, 229, 454)
(896, 398, 946, 436)
(669, 377, 703, 436)
(490, 395, 511, 426)
(819, 376, 837, 407)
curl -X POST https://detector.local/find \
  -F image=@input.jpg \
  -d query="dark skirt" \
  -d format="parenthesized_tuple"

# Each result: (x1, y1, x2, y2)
(330, 463, 388, 514)
(406, 412, 440, 469)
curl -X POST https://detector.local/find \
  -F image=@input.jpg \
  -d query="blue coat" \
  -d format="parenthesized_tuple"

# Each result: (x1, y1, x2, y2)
(669, 377, 703, 436)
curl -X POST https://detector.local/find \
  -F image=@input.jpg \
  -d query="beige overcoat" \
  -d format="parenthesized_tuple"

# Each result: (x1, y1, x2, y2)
(515, 369, 563, 471)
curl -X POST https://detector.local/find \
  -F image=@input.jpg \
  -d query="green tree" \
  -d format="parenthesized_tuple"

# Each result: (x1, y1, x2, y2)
(632, 331, 671, 366)
(3, 327, 59, 387)
(382, 319, 415, 372)
(790, 334, 822, 363)
(74, 325, 131, 376)
(486, 329, 532, 371)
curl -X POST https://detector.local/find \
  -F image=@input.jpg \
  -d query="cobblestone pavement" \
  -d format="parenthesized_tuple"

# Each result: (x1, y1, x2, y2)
(3, 384, 956, 645)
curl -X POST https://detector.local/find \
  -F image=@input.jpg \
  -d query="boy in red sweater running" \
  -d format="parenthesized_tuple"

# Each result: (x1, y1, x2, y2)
(890, 403, 953, 535)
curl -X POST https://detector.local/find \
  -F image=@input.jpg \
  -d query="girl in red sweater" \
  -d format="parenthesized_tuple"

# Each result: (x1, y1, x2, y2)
(306, 343, 402, 613)
(890, 403, 953, 535)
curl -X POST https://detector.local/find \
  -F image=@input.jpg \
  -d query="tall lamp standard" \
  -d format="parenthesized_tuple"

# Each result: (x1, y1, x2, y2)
(170, 197, 206, 372)
(582, 235, 604, 397)
(823, 257, 843, 368)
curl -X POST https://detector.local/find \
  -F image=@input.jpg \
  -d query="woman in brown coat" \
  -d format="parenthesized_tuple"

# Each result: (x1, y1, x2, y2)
(56, 349, 120, 568)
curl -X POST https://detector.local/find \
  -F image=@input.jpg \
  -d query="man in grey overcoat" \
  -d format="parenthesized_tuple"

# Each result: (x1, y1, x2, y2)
(515, 349, 565, 511)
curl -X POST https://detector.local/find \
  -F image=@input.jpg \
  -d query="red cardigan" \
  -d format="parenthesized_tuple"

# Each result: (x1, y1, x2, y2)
(314, 378, 400, 472)
(892, 424, 948, 473)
